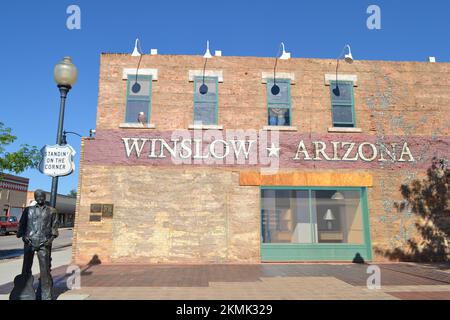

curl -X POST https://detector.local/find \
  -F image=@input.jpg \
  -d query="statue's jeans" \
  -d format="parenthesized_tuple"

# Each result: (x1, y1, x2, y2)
(21, 244, 53, 300)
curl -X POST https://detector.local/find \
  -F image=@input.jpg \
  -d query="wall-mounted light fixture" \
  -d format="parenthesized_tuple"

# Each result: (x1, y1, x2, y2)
(272, 42, 291, 95)
(203, 40, 213, 59)
(199, 40, 213, 95)
(131, 38, 144, 94)
(334, 44, 353, 94)
(131, 38, 143, 57)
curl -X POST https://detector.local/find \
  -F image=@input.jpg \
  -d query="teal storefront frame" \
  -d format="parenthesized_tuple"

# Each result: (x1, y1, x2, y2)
(260, 186, 373, 262)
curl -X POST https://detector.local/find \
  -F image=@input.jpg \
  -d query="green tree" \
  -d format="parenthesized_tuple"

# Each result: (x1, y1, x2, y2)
(0, 122, 41, 176)
(68, 189, 77, 197)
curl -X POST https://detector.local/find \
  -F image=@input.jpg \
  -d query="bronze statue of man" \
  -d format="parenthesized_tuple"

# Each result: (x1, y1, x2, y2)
(14, 189, 59, 300)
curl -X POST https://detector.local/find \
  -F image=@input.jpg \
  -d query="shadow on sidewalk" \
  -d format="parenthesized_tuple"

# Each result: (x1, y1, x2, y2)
(0, 249, 24, 260)
(0, 265, 71, 299)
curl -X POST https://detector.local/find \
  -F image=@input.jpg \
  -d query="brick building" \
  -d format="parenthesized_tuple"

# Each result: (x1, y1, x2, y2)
(26, 191, 76, 228)
(0, 173, 29, 219)
(72, 53, 449, 265)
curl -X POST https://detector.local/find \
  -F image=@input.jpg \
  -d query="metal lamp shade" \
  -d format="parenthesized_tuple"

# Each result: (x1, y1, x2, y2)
(344, 53, 354, 63)
(331, 191, 345, 200)
(344, 45, 353, 63)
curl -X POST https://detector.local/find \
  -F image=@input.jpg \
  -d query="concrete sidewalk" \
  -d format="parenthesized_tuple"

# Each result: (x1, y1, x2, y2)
(56, 262, 450, 300)
(0, 247, 72, 300)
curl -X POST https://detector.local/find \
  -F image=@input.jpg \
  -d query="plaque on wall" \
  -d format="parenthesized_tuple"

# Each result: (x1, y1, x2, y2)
(102, 204, 114, 218)
(89, 215, 102, 222)
(90, 204, 102, 213)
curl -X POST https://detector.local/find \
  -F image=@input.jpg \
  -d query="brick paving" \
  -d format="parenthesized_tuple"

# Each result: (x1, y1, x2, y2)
(57, 263, 449, 287)
(387, 291, 450, 300)
(61, 278, 394, 300)
(53, 262, 450, 300)
(2, 262, 450, 300)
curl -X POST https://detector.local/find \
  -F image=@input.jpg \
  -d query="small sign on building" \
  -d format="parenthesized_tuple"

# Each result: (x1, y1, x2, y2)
(39, 144, 76, 177)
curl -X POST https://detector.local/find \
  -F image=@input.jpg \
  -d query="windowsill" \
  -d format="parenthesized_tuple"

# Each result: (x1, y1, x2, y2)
(263, 126, 298, 132)
(119, 123, 156, 129)
(188, 124, 223, 130)
(328, 127, 362, 133)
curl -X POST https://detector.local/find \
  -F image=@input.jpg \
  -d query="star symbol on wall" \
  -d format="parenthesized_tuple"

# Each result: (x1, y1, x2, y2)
(267, 143, 280, 158)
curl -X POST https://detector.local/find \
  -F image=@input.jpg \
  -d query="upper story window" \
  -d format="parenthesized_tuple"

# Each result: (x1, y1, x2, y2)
(125, 74, 152, 124)
(330, 80, 355, 128)
(193, 76, 218, 125)
(267, 79, 292, 126)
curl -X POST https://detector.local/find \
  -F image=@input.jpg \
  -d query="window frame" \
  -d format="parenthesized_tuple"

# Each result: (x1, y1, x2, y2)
(125, 74, 153, 124)
(266, 78, 292, 126)
(193, 75, 219, 125)
(329, 80, 356, 128)
(260, 186, 371, 246)
(260, 186, 373, 261)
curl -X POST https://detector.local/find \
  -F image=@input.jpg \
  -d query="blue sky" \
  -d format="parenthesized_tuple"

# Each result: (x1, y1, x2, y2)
(0, 0, 449, 195)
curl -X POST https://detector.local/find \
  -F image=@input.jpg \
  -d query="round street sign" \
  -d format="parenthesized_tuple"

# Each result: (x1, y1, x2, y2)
(39, 144, 76, 177)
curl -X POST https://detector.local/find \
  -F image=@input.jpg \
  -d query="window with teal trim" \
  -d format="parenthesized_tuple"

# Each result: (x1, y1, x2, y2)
(125, 74, 152, 123)
(267, 79, 291, 126)
(193, 76, 218, 125)
(330, 80, 355, 127)
(261, 188, 364, 244)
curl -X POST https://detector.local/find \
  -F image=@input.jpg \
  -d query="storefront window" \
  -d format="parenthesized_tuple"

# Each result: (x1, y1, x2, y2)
(261, 188, 364, 244)
(262, 190, 310, 244)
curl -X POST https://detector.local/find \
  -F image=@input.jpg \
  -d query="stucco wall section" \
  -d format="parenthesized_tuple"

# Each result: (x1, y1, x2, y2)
(73, 166, 260, 265)
(74, 164, 435, 263)
(73, 54, 449, 264)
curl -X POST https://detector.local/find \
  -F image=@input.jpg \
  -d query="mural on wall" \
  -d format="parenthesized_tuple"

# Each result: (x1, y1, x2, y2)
(364, 67, 449, 256)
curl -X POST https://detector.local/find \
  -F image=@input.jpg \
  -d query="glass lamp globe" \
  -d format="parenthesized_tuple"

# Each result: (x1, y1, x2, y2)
(54, 57, 78, 87)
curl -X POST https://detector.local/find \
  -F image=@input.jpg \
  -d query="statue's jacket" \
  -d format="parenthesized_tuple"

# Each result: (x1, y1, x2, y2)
(17, 205, 59, 248)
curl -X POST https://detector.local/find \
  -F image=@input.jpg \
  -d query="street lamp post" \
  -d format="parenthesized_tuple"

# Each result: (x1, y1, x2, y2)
(51, 57, 77, 208)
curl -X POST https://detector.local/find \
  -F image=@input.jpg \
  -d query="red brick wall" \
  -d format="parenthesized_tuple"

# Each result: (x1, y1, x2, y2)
(72, 54, 450, 265)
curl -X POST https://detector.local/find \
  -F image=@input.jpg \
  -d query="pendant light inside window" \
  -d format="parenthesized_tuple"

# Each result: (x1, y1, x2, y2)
(331, 191, 345, 200)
